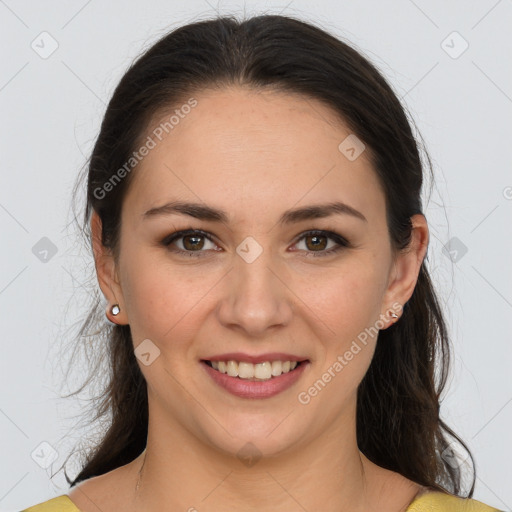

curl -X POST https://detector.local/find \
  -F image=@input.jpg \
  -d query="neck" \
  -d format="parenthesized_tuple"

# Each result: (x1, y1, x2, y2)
(131, 415, 376, 511)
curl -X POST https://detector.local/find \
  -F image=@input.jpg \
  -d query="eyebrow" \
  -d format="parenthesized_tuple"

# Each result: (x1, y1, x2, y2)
(142, 200, 367, 224)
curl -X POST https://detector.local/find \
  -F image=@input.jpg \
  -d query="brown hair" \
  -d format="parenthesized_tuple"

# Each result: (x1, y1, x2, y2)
(62, 13, 475, 496)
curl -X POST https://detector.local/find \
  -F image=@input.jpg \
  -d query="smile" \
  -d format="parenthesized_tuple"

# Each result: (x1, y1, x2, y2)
(201, 359, 310, 399)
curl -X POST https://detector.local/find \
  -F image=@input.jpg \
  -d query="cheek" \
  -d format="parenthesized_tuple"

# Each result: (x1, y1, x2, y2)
(295, 261, 385, 337)
(120, 252, 219, 343)
(297, 269, 383, 414)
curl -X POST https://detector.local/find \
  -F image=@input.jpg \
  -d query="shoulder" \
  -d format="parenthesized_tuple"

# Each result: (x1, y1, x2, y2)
(21, 495, 80, 512)
(66, 463, 136, 511)
(406, 491, 502, 511)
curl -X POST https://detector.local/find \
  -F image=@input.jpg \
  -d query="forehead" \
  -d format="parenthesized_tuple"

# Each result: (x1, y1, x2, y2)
(123, 87, 385, 227)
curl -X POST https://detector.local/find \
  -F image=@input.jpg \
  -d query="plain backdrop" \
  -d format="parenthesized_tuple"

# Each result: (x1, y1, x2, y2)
(1, 1, 511, 511)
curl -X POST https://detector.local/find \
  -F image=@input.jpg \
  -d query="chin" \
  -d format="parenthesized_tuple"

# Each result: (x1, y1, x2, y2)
(199, 414, 308, 465)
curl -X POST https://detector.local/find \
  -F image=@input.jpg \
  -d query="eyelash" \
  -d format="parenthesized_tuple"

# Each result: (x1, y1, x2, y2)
(160, 229, 350, 258)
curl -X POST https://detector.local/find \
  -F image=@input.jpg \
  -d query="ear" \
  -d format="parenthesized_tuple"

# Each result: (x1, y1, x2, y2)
(381, 214, 429, 326)
(91, 210, 128, 325)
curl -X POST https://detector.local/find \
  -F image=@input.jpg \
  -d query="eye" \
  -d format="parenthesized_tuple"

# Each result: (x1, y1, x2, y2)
(161, 229, 220, 257)
(292, 230, 349, 257)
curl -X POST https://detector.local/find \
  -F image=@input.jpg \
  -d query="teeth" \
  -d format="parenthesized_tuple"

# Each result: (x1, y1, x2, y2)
(226, 360, 238, 377)
(271, 361, 282, 376)
(254, 362, 272, 379)
(209, 360, 299, 380)
(238, 362, 254, 379)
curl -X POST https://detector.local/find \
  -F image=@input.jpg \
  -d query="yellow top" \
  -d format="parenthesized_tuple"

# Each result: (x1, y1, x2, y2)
(21, 495, 78, 512)
(21, 491, 502, 511)
(407, 491, 501, 511)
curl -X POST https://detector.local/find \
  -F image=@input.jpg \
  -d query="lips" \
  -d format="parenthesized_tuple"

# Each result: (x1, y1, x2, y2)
(201, 358, 310, 399)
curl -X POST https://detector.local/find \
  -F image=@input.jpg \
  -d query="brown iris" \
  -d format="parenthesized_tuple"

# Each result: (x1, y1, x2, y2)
(182, 234, 205, 250)
(304, 234, 327, 251)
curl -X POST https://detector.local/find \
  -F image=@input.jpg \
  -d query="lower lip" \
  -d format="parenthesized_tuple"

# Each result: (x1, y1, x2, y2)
(201, 361, 310, 399)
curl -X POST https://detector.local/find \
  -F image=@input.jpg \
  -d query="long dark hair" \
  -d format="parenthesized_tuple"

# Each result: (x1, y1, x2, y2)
(62, 13, 475, 496)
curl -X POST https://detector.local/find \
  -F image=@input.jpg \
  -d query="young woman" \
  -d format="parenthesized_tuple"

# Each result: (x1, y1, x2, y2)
(23, 14, 500, 512)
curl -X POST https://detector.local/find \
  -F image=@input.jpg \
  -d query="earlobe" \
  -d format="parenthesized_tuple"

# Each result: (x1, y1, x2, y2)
(105, 302, 122, 325)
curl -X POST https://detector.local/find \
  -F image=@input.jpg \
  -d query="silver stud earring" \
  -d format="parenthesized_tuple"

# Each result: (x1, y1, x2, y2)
(111, 304, 120, 316)
(388, 310, 399, 322)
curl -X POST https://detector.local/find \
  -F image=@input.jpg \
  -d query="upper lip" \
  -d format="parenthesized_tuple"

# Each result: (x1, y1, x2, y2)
(203, 352, 309, 364)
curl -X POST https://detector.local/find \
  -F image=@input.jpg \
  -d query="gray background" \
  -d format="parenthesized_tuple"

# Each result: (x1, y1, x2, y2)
(1, 1, 511, 510)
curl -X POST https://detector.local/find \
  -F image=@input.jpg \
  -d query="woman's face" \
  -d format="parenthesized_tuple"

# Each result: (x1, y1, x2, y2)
(93, 86, 427, 460)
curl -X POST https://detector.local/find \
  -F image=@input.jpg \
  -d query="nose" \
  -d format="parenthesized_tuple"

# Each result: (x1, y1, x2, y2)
(215, 250, 293, 337)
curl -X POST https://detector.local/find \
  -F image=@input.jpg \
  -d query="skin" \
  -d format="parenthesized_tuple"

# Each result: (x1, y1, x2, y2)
(69, 86, 430, 511)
